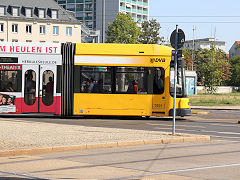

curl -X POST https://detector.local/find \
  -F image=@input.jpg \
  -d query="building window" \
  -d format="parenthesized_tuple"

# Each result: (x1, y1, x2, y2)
(12, 24, 18, 33)
(26, 25, 32, 34)
(40, 41, 45, 43)
(25, 8, 33, 18)
(53, 26, 59, 35)
(0, 6, 6, 16)
(12, 39, 18, 42)
(26, 40, 32, 42)
(40, 25, 45, 34)
(0, 23, 3, 32)
(38, 9, 45, 18)
(12, 7, 20, 17)
(51, 10, 58, 19)
(0, 39, 3, 41)
(53, 41, 59, 43)
(66, 27, 72, 36)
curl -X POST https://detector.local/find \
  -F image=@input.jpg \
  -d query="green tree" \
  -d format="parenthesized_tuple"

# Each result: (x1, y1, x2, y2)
(106, 13, 140, 44)
(194, 48, 231, 93)
(183, 49, 197, 71)
(229, 56, 240, 86)
(138, 19, 164, 44)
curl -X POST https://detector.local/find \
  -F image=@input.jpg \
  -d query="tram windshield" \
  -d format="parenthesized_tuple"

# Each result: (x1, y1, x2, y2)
(170, 60, 187, 98)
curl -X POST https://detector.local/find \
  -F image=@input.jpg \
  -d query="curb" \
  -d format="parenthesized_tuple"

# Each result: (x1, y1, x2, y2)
(0, 135, 210, 157)
(191, 106, 240, 111)
(191, 110, 210, 115)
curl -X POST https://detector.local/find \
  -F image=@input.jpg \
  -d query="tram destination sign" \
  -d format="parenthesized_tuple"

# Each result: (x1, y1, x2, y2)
(0, 57, 18, 63)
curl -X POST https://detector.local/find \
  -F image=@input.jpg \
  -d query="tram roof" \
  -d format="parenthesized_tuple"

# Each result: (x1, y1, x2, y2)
(75, 43, 173, 56)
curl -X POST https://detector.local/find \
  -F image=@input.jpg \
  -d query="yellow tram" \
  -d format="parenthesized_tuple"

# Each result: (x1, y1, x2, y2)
(70, 43, 191, 117)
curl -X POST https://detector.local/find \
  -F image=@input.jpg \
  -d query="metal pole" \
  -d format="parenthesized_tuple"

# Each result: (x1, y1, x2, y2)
(102, 0, 105, 43)
(192, 26, 195, 71)
(173, 25, 178, 135)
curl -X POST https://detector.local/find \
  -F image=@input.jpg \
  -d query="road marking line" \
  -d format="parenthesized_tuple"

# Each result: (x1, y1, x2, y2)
(210, 135, 240, 139)
(207, 123, 240, 127)
(155, 127, 240, 136)
(154, 127, 171, 130)
(147, 122, 240, 128)
(219, 132, 240, 135)
(155, 128, 198, 132)
(147, 123, 206, 128)
(106, 163, 240, 180)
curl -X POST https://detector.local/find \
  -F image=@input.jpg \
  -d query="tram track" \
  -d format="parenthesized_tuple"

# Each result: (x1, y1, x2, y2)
(0, 170, 49, 179)
(0, 141, 239, 166)
(1, 142, 240, 176)
(27, 149, 240, 173)
(105, 163, 240, 180)
(1, 148, 240, 180)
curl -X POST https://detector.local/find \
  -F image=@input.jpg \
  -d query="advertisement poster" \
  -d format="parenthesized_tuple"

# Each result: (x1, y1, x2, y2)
(0, 93, 16, 113)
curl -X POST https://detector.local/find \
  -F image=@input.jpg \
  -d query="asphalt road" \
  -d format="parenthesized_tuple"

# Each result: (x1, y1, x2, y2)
(1, 110, 240, 179)
(10, 109, 240, 142)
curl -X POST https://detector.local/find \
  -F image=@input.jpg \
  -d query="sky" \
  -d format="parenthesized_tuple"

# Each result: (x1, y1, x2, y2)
(149, 0, 240, 52)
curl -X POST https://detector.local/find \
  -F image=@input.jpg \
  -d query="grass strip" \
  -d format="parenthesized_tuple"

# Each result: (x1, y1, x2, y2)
(189, 93, 240, 106)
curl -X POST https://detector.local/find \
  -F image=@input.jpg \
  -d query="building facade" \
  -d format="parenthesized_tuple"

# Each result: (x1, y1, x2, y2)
(183, 38, 226, 52)
(56, 0, 149, 42)
(0, 0, 81, 43)
(229, 41, 240, 59)
(57, 0, 96, 29)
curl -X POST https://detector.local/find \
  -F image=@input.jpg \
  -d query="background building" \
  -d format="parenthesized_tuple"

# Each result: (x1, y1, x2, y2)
(57, 0, 149, 42)
(96, 0, 149, 42)
(229, 41, 240, 59)
(56, 0, 100, 43)
(57, 0, 96, 29)
(183, 38, 226, 52)
(0, 0, 81, 43)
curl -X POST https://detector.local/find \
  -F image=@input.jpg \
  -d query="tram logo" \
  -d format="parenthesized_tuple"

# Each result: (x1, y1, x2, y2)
(150, 58, 166, 63)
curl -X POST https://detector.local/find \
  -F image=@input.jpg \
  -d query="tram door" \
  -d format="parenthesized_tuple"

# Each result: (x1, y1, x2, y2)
(22, 65, 57, 113)
(152, 67, 166, 114)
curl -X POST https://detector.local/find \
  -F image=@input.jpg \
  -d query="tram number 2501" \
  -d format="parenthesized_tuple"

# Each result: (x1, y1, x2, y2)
(154, 104, 164, 108)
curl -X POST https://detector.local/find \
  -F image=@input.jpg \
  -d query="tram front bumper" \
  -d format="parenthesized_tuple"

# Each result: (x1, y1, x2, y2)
(169, 108, 192, 117)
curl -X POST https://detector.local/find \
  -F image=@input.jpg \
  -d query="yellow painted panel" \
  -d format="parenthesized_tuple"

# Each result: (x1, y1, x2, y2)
(73, 93, 152, 116)
(167, 97, 190, 110)
(75, 43, 173, 56)
(179, 98, 190, 109)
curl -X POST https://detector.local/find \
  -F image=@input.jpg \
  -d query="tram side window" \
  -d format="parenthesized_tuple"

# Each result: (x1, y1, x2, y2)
(116, 67, 148, 94)
(0, 70, 22, 92)
(24, 70, 36, 105)
(79, 66, 112, 93)
(153, 67, 165, 94)
(42, 70, 54, 106)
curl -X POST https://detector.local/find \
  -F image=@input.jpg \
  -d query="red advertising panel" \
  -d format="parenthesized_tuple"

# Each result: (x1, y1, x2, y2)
(0, 64, 22, 70)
